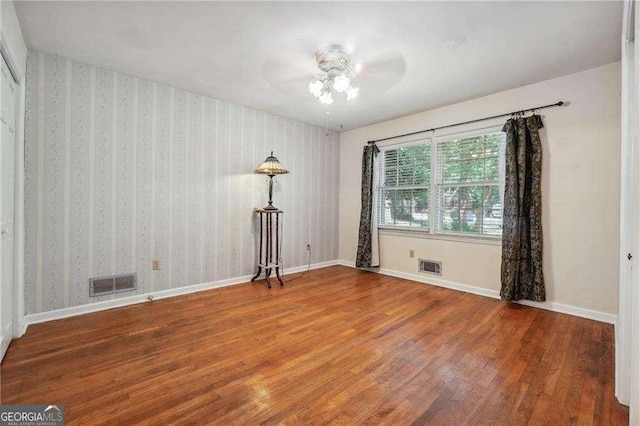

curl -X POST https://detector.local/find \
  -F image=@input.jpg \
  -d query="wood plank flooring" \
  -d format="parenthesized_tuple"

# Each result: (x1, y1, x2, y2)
(1, 266, 628, 425)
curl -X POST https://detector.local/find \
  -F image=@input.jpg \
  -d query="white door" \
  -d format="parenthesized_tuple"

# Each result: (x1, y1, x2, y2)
(632, 2, 640, 420)
(619, 1, 640, 420)
(0, 53, 17, 361)
(618, 34, 636, 406)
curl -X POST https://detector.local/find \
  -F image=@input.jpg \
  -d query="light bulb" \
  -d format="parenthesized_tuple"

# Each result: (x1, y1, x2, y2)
(308, 80, 323, 97)
(319, 91, 333, 104)
(346, 85, 359, 101)
(333, 74, 350, 93)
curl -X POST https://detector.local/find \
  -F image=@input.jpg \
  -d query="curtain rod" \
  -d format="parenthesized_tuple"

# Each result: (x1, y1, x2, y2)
(367, 101, 565, 144)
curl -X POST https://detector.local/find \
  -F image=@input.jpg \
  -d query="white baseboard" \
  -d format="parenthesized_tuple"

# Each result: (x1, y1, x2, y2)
(284, 260, 338, 275)
(515, 298, 616, 324)
(337, 260, 617, 324)
(23, 260, 339, 329)
(21, 259, 615, 332)
(18, 320, 28, 338)
(0, 333, 8, 364)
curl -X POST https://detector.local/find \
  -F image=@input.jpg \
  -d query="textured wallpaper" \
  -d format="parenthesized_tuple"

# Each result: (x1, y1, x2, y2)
(24, 51, 339, 315)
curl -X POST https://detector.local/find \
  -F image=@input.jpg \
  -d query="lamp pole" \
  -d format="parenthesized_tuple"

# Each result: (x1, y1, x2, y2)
(266, 173, 276, 210)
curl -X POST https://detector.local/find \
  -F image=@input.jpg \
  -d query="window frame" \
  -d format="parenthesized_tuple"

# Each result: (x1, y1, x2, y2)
(376, 125, 505, 243)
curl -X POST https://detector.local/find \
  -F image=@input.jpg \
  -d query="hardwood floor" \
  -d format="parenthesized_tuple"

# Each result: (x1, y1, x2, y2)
(1, 266, 628, 425)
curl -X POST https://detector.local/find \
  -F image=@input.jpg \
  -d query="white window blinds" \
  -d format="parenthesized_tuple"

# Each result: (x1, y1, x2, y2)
(377, 142, 431, 230)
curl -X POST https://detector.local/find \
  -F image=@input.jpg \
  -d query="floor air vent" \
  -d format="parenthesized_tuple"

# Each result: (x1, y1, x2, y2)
(90, 273, 137, 297)
(418, 259, 442, 276)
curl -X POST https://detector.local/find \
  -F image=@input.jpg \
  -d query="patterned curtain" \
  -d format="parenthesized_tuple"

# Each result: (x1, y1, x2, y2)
(356, 144, 380, 268)
(500, 114, 545, 302)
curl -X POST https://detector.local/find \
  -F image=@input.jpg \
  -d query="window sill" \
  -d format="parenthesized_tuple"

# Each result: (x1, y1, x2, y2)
(378, 227, 502, 246)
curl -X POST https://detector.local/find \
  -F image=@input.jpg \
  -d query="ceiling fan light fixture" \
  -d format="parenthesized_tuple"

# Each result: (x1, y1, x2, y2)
(333, 74, 350, 93)
(346, 85, 359, 101)
(319, 91, 333, 104)
(309, 80, 324, 97)
(309, 45, 359, 104)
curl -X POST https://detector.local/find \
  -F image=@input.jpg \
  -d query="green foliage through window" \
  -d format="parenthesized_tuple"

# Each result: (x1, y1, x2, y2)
(437, 132, 504, 236)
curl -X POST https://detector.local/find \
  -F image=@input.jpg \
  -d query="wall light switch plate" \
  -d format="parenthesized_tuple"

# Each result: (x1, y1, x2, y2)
(409, 249, 415, 258)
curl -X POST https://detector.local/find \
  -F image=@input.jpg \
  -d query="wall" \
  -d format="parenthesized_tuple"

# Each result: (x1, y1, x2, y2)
(340, 62, 621, 316)
(25, 50, 339, 315)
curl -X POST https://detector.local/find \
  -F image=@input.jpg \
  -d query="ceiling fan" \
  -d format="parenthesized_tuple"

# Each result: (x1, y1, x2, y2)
(262, 42, 406, 105)
(308, 45, 360, 104)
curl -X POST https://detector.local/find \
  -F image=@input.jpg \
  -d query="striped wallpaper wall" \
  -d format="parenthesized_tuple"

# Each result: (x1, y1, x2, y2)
(24, 51, 340, 315)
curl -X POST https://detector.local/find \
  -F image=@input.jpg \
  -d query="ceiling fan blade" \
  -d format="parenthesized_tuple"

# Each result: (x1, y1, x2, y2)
(360, 55, 406, 72)
(354, 55, 406, 92)
(262, 39, 319, 95)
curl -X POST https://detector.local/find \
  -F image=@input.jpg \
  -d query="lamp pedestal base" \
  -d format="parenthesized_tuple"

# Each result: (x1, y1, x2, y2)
(251, 209, 285, 288)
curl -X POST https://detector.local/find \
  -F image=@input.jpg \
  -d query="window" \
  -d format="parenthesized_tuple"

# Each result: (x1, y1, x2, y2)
(377, 141, 431, 230)
(377, 128, 506, 238)
(436, 131, 505, 236)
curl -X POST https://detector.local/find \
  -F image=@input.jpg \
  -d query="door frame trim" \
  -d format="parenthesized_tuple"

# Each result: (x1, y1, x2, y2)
(619, 1, 640, 421)
(0, 32, 23, 83)
(0, 29, 25, 344)
(618, 0, 635, 406)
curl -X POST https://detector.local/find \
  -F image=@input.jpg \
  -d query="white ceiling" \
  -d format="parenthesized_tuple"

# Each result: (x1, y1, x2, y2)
(16, 1, 622, 131)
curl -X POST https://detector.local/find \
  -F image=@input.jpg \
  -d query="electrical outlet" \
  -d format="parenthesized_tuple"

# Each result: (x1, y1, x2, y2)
(409, 249, 415, 258)
(306, 244, 311, 251)
(152, 260, 160, 270)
